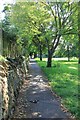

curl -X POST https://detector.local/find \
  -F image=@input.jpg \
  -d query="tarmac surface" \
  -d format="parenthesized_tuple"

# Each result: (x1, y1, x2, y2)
(12, 59, 72, 119)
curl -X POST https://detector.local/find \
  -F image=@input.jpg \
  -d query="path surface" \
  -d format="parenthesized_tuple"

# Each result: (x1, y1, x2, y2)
(12, 59, 72, 119)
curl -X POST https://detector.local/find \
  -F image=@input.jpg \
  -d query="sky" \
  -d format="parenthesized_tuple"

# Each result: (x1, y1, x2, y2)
(0, 0, 79, 20)
(0, 0, 15, 20)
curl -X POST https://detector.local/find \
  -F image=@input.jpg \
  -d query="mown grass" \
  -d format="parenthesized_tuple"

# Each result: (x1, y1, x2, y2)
(35, 58, 79, 119)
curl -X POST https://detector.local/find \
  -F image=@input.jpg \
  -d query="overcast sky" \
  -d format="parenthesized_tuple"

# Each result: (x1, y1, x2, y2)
(0, 0, 15, 20)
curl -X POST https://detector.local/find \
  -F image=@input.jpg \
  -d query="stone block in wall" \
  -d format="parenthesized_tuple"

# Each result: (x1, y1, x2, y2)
(0, 56, 28, 119)
(0, 78, 2, 120)
(0, 61, 9, 119)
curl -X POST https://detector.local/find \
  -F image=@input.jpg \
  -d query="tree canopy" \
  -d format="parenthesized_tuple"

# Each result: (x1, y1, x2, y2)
(2, 1, 79, 66)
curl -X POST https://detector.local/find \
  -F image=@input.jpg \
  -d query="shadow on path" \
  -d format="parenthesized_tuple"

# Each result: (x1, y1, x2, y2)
(12, 59, 73, 119)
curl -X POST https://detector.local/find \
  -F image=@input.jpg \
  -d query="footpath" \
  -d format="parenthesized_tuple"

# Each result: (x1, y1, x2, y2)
(12, 59, 73, 119)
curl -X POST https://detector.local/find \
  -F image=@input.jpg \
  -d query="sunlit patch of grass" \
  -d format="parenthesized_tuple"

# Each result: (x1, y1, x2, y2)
(35, 58, 79, 119)
(35, 58, 47, 62)
(0, 55, 6, 61)
(68, 66, 77, 70)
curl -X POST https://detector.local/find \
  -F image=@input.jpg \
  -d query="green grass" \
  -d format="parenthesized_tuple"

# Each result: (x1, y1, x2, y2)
(35, 58, 79, 119)
(0, 55, 6, 62)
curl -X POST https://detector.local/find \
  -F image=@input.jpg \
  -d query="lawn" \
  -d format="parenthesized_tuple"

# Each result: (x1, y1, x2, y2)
(35, 58, 79, 119)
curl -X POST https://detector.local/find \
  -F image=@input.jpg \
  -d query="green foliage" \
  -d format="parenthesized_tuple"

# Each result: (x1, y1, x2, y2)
(2, 4, 18, 57)
(2, 1, 78, 64)
(55, 37, 78, 58)
(10, 2, 52, 57)
(78, 1, 80, 64)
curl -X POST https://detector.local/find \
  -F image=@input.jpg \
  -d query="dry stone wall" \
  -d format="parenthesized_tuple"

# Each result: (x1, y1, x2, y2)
(0, 57, 28, 120)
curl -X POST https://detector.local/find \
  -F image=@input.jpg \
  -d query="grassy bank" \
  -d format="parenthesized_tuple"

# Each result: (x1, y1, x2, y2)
(35, 58, 79, 119)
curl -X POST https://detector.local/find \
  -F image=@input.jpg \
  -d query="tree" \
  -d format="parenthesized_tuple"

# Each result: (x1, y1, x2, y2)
(2, 4, 18, 57)
(29, 2, 52, 61)
(42, 2, 78, 67)
(78, 1, 80, 64)
(11, 2, 51, 60)
(63, 34, 78, 61)
(10, 2, 35, 57)
(5, 1, 78, 67)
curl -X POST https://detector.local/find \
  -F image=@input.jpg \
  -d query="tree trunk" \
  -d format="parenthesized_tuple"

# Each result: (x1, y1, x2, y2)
(78, 34, 80, 64)
(67, 45, 70, 61)
(78, 32, 80, 64)
(40, 44, 42, 61)
(46, 35, 61, 67)
(78, 1, 80, 64)
(47, 50, 52, 67)
(34, 52, 37, 58)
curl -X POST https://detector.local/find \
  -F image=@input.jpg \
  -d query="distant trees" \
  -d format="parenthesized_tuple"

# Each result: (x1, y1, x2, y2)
(55, 42, 78, 60)
(55, 34, 78, 61)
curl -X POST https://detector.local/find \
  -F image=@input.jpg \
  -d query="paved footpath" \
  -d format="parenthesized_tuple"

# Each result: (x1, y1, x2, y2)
(12, 59, 73, 119)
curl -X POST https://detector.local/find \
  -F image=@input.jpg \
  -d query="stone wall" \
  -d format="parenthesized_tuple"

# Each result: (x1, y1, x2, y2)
(0, 57, 28, 120)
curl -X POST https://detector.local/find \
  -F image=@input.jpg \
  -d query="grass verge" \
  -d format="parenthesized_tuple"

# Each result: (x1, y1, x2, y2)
(35, 58, 79, 119)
